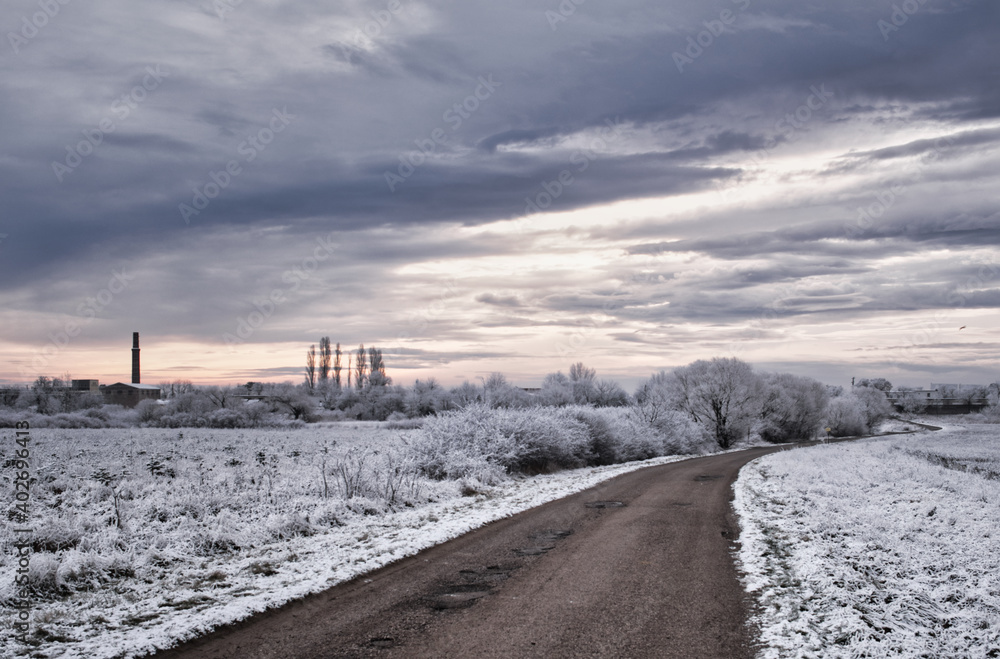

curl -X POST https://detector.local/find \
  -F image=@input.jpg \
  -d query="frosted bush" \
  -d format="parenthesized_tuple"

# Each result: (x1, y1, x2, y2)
(26, 552, 62, 598)
(266, 513, 316, 540)
(825, 396, 868, 436)
(207, 407, 249, 429)
(413, 404, 593, 478)
(26, 518, 84, 553)
(56, 550, 135, 591)
(187, 511, 250, 556)
(413, 404, 711, 479)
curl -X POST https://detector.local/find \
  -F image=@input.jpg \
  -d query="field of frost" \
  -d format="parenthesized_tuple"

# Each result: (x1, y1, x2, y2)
(1, 419, 703, 659)
(735, 423, 1000, 658)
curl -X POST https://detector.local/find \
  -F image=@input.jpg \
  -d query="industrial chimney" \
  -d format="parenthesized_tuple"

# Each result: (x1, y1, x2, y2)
(131, 332, 140, 384)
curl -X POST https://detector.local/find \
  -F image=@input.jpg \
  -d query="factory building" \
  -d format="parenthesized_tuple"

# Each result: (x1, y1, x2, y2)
(98, 332, 161, 408)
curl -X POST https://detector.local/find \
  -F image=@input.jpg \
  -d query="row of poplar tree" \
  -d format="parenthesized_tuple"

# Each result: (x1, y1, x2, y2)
(304, 337, 387, 390)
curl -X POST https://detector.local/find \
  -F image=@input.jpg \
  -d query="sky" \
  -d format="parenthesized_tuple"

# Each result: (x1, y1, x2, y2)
(1, 0, 998, 391)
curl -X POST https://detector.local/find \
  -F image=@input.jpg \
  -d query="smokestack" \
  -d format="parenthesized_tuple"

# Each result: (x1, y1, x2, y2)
(132, 332, 140, 384)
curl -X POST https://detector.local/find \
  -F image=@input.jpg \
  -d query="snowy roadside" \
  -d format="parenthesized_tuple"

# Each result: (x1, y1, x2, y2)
(734, 424, 1000, 658)
(7, 449, 717, 659)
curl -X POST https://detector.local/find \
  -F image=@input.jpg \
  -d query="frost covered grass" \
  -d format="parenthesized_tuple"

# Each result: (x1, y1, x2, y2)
(0, 411, 724, 659)
(735, 423, 1000, 658)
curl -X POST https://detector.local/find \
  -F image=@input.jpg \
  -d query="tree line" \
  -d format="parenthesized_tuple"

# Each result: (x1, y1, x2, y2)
(7, 347, 999, 437)
(304, 339, 387, 391)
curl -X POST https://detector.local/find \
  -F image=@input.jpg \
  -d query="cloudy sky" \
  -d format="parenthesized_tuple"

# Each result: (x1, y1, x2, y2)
(1, 0, 998, 390)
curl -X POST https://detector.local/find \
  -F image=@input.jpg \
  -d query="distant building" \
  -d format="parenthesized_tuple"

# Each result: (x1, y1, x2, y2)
(887, 383, 990, 415)
(71, 379, 100, 393)
(101, 382, 161, 408)
(98, 332, 161, 407)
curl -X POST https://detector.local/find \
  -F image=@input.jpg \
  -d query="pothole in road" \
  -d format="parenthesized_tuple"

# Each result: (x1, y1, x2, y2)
(368, 637, 394, 649)
(671, 502, 693, 506)
(515, 546, 554, 556)
(427, 583, 493, 610)
(585, 501, 626, 508)
(459, 566, 511, 584)
(530, 529, 573, 542)
(694, 474, 723, 482)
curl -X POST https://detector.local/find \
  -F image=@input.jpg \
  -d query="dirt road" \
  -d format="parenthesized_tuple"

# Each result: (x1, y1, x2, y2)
(152, 445, 791, 659)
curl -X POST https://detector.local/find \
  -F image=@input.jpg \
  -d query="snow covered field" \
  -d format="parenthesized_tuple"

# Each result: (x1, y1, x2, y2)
(1, 424, 698, 659)
(735, 422, 1000, 658)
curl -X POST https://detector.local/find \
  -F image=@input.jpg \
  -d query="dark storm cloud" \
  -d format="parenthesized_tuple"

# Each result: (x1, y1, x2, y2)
(475, 293, 523, 308)
(1, 0, 998, 383)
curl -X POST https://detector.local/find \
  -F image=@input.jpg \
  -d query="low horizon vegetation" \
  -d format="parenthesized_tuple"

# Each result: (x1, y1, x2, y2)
(7, 356, 989, 440)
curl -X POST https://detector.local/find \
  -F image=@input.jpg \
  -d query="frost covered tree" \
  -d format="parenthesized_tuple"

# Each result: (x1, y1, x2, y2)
(482, 372, 530, 408)
(856, 377, 892, 393)
(632, 371, 674, 424)
(757, 372, 828, 442)
(305, 345, 317, 390)
(333, 342, 343, 388)
(405, 378, 451, 416)
(896, 389, 928, 415)
(354, 344, 367, 390)
(318, 337, 332, 383)
(539, 371, 574, 406)
(450, 381, 482, 408)
(569, 362, 597, 404)
(853, 385, 893, 429)
(592, 379, 629, 407)
(825, 386, 892, 436)
(368, 347, 387, 385)
(656, 357, 762, 449)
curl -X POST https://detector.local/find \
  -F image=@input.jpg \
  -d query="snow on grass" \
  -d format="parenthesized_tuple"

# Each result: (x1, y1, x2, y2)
(1, 424, 713, 659)
(734, 423, 1000, 658)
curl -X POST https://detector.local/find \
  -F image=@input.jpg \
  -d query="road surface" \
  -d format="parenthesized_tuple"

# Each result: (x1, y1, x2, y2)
(152, 444, 805, 658)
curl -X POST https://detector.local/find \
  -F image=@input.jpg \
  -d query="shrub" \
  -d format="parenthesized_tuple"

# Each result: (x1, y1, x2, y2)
(207, 407, 249, 429)
(825, 396, 868, 437)
(266, 513, 316, 540)
(134, 399, 164, 425)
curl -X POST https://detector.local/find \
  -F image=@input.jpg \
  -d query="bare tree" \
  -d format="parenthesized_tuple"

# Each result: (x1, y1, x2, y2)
(593, 379, 629, 407)
(305, 345, 317, 390)
(333, 342, 343, 388)
(354, 344, 367, 389)
(319, 337, 332, 382)
(856, 378, 893, 393)
(633, 371, 673, 424)
(670, 357, 761, 449)
(757, 372, 828, 442)
(569, 362, 597, 404)
(539, 371, 573, 406)
(367, 346, 389, 386)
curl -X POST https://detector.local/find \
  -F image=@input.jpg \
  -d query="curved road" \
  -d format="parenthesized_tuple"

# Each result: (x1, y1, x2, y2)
(153, 444, 808, 659)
